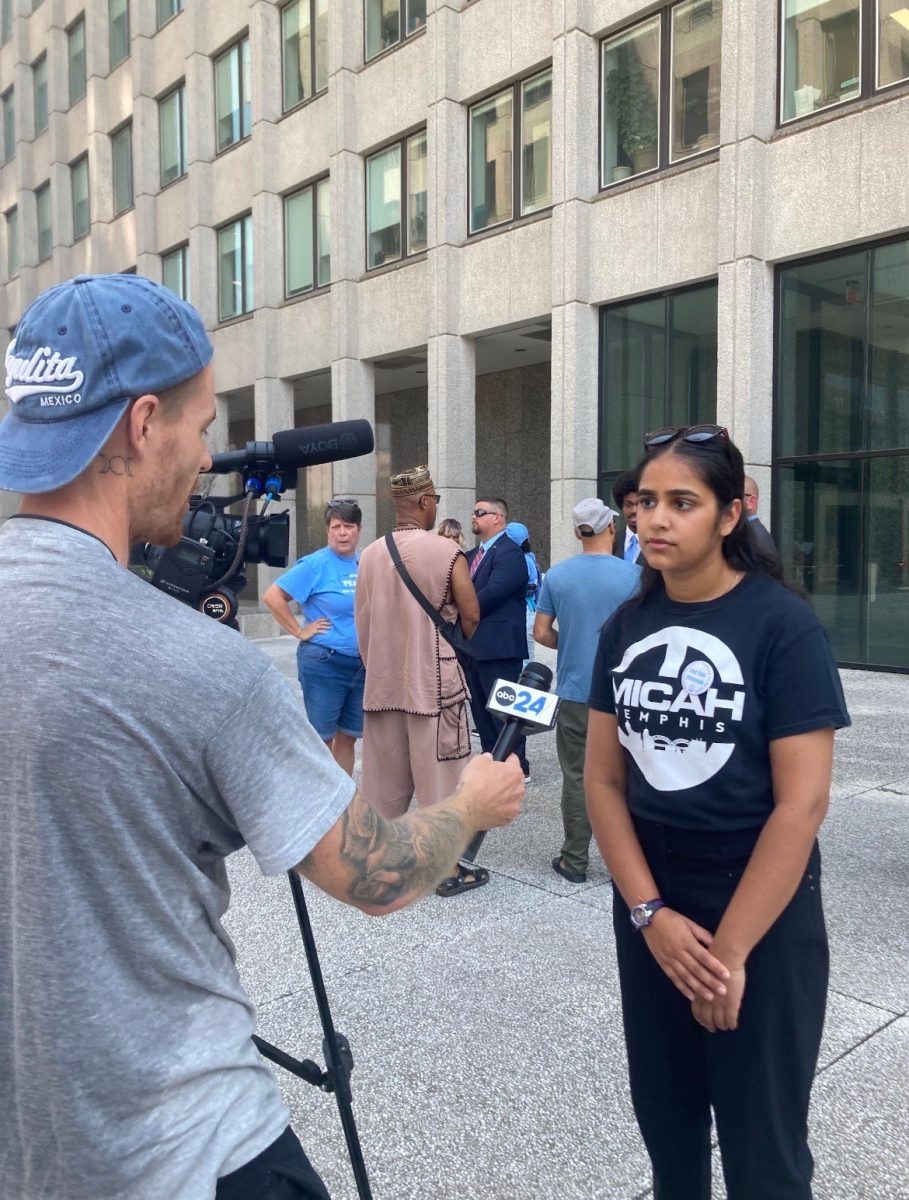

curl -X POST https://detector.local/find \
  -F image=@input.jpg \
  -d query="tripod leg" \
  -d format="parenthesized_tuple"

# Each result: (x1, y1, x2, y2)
(286, 871, 374, 1200)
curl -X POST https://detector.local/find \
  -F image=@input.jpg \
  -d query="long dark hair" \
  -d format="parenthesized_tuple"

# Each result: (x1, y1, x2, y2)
(628, 435, 794, 608)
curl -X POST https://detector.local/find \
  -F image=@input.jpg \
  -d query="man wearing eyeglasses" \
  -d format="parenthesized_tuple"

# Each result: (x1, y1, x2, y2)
(466, 497, 532, 783)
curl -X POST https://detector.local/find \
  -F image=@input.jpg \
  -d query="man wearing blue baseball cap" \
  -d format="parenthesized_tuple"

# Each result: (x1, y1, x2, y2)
(0, 275, 524, 1199)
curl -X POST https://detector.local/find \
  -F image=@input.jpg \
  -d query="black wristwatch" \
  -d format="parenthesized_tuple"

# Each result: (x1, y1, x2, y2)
(630, 898, 666, 931)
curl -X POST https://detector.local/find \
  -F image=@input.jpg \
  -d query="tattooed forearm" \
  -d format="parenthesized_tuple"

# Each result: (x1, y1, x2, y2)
(97, 454, 134, 477)
(337, 793, 467, 908)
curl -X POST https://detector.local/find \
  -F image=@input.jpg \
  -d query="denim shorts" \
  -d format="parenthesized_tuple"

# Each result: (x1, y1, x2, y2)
(296, 640, 365, 740)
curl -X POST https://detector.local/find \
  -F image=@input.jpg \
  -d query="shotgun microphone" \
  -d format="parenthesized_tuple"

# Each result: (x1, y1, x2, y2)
(206, 419, 374, 475)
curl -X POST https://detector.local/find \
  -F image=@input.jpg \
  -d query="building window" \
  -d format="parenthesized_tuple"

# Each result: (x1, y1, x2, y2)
(68, 16, 87, 107)
(5, 206, 18, 276)
(469, 68, 552, 234)
(33, 55, 48, 134)
(217, 213, 254, 321)
(71, 154, 90, 239)
(162, 244, 189, 301)
(109, 0, 129, 69)
(598, 282, 718, 493)
(366, 129, 427, 269)
(159, 85, 188, 186)
(214, 36, 251, 153)
(776, 238, 909, 668)
(365, 0, 426, 62)
(157, 0, 184, 29)
(601, 1, 722, 188)
(2, 88, 13, 163)
(284, 177, 330, 296)
(1, 0, 11, 46)
(781, 0, 909, 123)
(36, 182, 52, 262)
(111, 122, 133, 214)
(282, 0, 328, 110)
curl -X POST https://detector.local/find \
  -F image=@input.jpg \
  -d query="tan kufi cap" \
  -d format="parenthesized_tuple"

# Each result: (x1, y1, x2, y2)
(390, 464, 435, 497)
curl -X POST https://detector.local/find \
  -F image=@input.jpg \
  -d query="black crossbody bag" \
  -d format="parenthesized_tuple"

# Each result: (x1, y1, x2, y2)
(384, 534, 476, 675)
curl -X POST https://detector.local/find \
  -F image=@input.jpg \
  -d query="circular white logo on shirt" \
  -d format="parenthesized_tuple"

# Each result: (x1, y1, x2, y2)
(681, 659, 714, 695)
(611, 627, 745, 792)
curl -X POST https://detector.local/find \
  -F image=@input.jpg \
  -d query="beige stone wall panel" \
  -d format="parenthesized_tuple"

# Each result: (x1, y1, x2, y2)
(355, 261, 430, 360)
(459, 218, 552, 336)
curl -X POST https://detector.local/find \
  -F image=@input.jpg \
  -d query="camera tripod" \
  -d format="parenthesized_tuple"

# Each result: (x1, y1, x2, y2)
(253, 871, 374, 1200)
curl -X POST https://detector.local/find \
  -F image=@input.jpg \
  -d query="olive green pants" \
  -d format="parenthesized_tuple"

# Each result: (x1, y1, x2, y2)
(556, 699, 593, 876)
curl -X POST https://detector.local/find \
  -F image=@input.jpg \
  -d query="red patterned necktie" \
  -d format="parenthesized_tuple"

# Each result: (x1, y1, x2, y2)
(469, 545, 485, 578)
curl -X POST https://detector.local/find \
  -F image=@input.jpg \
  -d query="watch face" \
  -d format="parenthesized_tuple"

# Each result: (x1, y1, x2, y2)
(630, 904, 649, 928)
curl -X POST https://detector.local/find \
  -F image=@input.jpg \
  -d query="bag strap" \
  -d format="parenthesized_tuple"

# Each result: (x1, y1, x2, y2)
(384, 534, 447, 632)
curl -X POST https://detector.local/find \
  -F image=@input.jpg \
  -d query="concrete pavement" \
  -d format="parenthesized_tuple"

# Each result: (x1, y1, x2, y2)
(224, 640, 909, 1200)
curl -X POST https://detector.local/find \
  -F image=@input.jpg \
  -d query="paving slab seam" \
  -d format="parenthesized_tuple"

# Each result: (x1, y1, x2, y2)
(832, 777, 909, 802)
(815, 1012, 903, 1074)
(828, 987, 905, 1020)
(485, 868, 613, 897)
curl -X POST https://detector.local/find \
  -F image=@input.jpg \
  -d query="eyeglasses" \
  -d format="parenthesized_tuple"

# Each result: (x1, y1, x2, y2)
(472, 508, 498, 519)
(643, 424, 729, 450)
(432, 494, 441, 503)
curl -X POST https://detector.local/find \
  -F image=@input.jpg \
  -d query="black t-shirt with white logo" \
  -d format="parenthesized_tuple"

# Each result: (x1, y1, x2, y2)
(589, 573, 850, 832)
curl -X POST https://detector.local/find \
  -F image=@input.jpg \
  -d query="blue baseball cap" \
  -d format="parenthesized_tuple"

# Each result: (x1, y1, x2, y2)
(0, 273, 213, 494)
(505, 521, 531, 547)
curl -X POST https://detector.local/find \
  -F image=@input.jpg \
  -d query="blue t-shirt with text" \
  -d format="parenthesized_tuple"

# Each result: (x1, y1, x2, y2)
(276, 546, 360, 657)
(536, 553, 640, 702)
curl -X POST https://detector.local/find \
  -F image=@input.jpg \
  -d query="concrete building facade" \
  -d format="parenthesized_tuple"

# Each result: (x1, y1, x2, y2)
(1, 0, 907, 665)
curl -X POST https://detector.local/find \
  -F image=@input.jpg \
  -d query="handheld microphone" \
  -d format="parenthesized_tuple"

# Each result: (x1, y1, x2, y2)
(206, 419, 374, 475)
(490, 661, 553, 764)
(461, 661, 556, 864)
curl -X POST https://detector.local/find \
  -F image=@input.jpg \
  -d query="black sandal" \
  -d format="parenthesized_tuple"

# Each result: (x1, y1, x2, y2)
(435, 863, 490, 897)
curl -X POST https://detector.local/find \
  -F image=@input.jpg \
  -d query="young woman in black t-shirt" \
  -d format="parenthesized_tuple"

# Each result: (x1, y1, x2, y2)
(586, 428, 849, 1200)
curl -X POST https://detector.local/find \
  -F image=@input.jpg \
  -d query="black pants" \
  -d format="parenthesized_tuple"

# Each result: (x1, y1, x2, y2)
(216, 1127, 330, 1200)
(468, 656, 528, 769)
(614, 818, 828, 1200)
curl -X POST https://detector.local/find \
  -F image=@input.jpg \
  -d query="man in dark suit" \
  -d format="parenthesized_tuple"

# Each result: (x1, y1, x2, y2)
(612, 468, 644, 565)
(466, 497, 531, 778)
(744, 475, 783, 566)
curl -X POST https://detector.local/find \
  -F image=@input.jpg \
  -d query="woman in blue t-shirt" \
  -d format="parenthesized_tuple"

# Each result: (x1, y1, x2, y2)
(262, 499, 364, 775)
(586, 427, 850, 1199)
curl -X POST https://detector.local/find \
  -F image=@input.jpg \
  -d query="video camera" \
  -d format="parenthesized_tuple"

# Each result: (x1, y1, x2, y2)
(131, 419, 374, 625)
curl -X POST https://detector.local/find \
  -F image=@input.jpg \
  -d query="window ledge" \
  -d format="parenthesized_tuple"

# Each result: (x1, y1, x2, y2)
(215, 134, 252, 160)
(361, 23, 426, 71)
(282, 284, 331, 306)
(280, 87, 328, 122)
(774, 80, 909, 140)
(215, 310, 255, 330)
(360, 250, 428, 280)
(596, 150, 718, 200)
(467, 206, 552, 244)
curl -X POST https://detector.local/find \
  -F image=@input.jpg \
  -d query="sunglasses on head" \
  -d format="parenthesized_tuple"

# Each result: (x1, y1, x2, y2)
(326, 497, 358, 508)
(643, 424, 729, 451)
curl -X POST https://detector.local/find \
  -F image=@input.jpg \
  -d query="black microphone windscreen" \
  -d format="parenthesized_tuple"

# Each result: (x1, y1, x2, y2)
(271, 420, 374, 472)
(518, 661, 553, 692)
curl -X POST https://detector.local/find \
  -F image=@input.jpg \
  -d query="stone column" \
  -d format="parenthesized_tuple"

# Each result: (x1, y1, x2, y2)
(716, 0, 777, 524)
(331, 357, 376, 541)
(548, 23, 600, 568)
(427, 333, 476, 534)
(549, 301, 600, 566)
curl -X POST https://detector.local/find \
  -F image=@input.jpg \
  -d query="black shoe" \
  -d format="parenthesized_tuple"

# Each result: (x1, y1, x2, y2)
(522, 762, 531, 783)
(551, 856, 586, 884)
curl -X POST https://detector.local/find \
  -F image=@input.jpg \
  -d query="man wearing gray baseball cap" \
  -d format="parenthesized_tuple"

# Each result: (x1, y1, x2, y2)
(0, 275, 524, 1199)
(533, 498, 642, 883)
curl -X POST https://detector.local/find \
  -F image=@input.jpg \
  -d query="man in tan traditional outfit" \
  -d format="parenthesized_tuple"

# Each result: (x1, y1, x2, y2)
(356, 466, 492, 896)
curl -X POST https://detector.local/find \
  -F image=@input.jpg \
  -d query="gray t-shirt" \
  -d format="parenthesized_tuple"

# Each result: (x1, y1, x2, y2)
(0, 518, 355, 1199)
